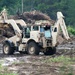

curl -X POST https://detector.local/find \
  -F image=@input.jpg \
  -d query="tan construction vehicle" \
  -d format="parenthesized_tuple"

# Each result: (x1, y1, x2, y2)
(0, 10, 70, 55)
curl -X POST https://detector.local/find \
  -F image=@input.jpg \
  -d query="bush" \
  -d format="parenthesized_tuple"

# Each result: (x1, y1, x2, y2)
(67, 26, 75, 35)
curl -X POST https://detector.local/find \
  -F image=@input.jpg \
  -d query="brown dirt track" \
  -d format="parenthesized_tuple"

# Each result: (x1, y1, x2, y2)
(0, 36, 75, 75)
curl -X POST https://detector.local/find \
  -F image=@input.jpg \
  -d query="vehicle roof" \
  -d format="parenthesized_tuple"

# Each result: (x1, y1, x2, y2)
(26, 20, 52, 26)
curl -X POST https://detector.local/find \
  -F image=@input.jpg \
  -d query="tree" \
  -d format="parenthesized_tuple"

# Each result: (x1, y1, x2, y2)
(0, 0, 75, 26)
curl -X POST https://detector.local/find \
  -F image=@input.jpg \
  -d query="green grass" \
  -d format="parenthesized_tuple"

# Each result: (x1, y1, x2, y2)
(0, 64, 4, 70)
(0, 73, 17, 75)
(43, 55, 75, 75)
(44, 55, 74, 65)
(59, 66, 73, 75)
(0, 64, 17, 75)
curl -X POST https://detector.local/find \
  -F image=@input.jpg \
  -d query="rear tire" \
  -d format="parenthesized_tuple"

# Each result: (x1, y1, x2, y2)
(27, 42, 40, 55)
(3, 43, 14, 55)
(44, 47, 56, 55)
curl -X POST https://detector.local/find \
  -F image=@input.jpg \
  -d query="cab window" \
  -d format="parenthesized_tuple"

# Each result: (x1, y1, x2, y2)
(40, 26, 44, 32)
(33, 26, 39, 31)
(54, 27, 57, 32)
(25, 27, 31, 38)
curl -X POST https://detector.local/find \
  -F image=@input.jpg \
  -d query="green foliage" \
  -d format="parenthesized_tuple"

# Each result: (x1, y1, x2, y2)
(67, 26, 75, 35)
(0, 0, 75, 26)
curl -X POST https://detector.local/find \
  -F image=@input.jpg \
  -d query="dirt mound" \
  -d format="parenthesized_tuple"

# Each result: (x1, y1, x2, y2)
(9, 10, 55, 24)
(0, 23, 15, 38)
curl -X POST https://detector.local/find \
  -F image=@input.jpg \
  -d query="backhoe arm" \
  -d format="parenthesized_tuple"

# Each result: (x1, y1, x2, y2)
(57, 12, 70, 40)
(52, 12, 70, 46)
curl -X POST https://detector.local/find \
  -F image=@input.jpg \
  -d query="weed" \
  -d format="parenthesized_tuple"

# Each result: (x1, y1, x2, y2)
(0, 73, 17, 75)
(67, 26, 75, 35)
(59, 66, 73, 75)
(44, 55, 73, 65)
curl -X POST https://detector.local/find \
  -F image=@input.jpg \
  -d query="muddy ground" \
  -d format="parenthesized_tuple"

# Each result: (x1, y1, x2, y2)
(0, 37, 75, 75)
(0, 53, 75, 75)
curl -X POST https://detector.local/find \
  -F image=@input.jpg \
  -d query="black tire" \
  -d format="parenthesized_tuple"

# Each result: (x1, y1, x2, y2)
(3, 43, 14, 55)
(27, 42, 40, 55)
(44, 47, 56, 55)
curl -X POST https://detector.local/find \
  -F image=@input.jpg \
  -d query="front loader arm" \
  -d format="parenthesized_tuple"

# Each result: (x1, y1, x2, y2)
(0, 19, 21, 37)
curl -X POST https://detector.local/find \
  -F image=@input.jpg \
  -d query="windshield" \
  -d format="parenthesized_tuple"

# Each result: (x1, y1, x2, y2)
(40, 26, 52, 38)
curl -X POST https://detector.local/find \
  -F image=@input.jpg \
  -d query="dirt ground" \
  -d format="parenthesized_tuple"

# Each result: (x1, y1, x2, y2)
(0, 53, 75, 75)
(0, 36, 75, 75)
(0, 55, 60, 75)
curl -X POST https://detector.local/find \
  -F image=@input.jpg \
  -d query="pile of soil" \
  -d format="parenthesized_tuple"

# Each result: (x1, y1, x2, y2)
(0, 23, 15, 38)
(9, 10, 55, 24)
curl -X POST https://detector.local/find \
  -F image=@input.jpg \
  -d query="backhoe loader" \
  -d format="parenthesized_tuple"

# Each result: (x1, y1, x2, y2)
(0, 10, 70, 55)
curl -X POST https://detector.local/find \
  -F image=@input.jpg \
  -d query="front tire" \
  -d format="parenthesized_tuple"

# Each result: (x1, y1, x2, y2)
(44, 47, 56, 55)
(3, 43, 14, 55)
(27, 42, 40, 55)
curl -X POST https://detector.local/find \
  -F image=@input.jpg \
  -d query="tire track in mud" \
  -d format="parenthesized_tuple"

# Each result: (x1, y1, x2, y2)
(0, 38, 75, 75)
